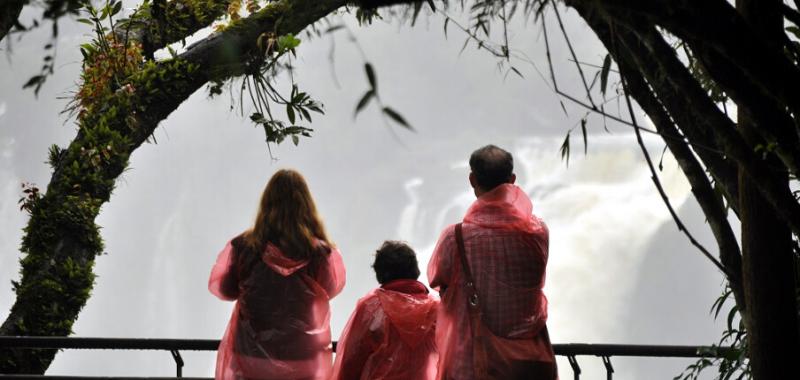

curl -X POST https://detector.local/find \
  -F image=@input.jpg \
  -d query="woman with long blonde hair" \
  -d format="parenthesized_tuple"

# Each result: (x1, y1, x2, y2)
(209, 169, 346, 380)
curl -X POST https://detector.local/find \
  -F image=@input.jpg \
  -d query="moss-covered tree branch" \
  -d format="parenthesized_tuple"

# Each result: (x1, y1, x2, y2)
(0, 0, 419, 373)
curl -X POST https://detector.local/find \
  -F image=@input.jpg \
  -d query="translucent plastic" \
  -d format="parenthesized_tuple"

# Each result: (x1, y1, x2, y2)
(428, 184, 556, 379)
(209, 238, 345, 380)
(331, 279, 439, 380)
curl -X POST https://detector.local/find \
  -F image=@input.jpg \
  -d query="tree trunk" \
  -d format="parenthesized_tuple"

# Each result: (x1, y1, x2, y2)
(0, 0, 25, 42)
(0, 0, 419, 373)
(736, 0, 800, 378)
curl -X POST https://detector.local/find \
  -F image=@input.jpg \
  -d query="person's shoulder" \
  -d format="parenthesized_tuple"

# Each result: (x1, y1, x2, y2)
(438, 223, 458, 239)
(532, 215, 549, 234)
(313, 238, 334, 256)
(356, 289, 382, 311)
(231, 232, 249, 248)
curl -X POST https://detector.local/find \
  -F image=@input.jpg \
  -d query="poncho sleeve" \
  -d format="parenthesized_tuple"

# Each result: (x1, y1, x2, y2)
(315, 246, 346, 299)
(428, 225, 456, 292)
(208, 240, 238, 301)
(330, 296, 383, 380)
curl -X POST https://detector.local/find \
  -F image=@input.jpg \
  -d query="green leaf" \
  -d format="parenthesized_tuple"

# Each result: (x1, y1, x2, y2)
(426, 0, 436, 11)
(22, 75, 45, 89)
(443, 17, 449, 39)
(600, 54, 611, 96)
(250, 112, 266, 124)
(111, 1, 123, 16)
(560, 131, 571, 166)
(726, 305, 738, 331)
(580, 118, 588, 154)
(300, 108, 312, 122)
(354, 90, 374, 117)
(365, 63, 377, 90)
(76, 18, 93, 25)
(412, 2, 422, 26)
(277, 33, 301, 52)
(787, 26, 800, 40)
(325, 25, 344, 34)
(286, 104, 296, 124)
(383, 107, 413, 130)
(292, 135, 300, 146)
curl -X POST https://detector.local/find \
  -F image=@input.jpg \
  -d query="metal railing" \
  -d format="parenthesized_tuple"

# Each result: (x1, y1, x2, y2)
(0, 336, 735, 379)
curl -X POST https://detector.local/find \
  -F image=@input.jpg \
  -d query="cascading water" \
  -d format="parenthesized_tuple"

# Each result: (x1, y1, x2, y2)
(1, 9, 727, 378)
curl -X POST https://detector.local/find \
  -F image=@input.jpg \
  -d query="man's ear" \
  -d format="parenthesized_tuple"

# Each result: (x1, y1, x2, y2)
(509, 174, 517, 184)
(469, 172, 478, 188)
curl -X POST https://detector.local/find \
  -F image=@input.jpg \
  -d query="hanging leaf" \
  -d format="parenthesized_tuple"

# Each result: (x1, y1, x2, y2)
(383, 107, 414, 130)
(787, 26, 800, 40)
(23, 75, 45, 89)
(111, 0, 123, 16)
(580, 118, 588, 154)
(412, 2, 423, 26)
(560, 131, 571, 165)
(658, 145, 668, 171)
(443, 17, 450, 39)
(354, 90, 375, 117)
(325, 25, 344, 34)
(286, 104, 296, 124)
(426, 0, 436, 11)
(365, 63, 377, 90)
(600, 53, 611, 96)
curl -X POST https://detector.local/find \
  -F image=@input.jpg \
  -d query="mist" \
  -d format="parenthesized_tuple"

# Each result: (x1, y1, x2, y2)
(1, 4, 727, 378)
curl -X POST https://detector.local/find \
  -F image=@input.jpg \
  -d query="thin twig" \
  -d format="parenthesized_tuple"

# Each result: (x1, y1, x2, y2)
(553, 5, 597, 109)
(622, 75, 727, 273)
(567, 58, 620, 73)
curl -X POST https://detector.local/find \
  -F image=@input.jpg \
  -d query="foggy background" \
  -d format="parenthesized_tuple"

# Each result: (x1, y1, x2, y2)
(1, 3, 729, 378)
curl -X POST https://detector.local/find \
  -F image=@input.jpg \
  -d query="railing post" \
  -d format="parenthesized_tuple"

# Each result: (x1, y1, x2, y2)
(170, 349, 184, 378)
(567, 355, 581, 380)
(602, 355, 614, 380)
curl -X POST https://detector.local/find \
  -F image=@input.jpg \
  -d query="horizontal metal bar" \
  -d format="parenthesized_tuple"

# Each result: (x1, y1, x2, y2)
(0, 337, 734, 358)
(0, 377, 211, 380)
(0, 337, 218, 351)
(553, 343, 735, 358)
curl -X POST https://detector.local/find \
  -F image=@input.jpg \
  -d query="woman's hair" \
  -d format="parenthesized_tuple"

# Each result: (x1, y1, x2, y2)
(243, 169, 331, 261)
(372, 241, 420, 284)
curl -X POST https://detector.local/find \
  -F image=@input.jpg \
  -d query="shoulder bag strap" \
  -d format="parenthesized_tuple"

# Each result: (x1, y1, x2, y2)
(455, 223, 480, 308)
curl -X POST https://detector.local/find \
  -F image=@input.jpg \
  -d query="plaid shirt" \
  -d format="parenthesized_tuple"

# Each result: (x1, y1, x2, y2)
(429, 206, 549, 379)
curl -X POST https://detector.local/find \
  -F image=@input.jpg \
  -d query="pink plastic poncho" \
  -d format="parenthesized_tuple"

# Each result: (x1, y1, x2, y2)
(331, 279, 439, 380)
(209, 236, 345, 380)
(428, 183, 556, 380)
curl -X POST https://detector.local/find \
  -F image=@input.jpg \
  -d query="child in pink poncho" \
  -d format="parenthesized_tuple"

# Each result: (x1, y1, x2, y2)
(331, 241, 439, 380)
(209, 169, 345, 380)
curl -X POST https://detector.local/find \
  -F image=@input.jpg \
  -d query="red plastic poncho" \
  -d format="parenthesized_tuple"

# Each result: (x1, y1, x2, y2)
(209, 236, 345, 380)
(331, 279, 439, 380)
(428, 184, 556, 380)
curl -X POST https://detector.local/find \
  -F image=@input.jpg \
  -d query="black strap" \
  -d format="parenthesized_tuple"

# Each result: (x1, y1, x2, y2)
(455, 223, 480, 307)
(454, 223, 473, 282)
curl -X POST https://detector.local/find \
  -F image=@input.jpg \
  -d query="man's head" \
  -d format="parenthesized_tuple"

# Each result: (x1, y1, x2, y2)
(372, 240, 421, 284)
(469, 144, 516, 196)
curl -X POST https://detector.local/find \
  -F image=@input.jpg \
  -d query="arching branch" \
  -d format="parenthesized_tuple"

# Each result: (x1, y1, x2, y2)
(1, 0, 420, 373)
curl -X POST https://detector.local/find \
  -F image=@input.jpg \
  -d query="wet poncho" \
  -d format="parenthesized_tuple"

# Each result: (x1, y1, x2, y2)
(331, 279, 439, 380)
(209, 235, 346, 380)
(428, 183, 556, 380)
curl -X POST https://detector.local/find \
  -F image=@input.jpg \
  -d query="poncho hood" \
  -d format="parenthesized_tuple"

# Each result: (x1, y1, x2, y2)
(377, 280, 438, 348)
(261, 243, 309, 276)
(464, 183, 544, 233)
